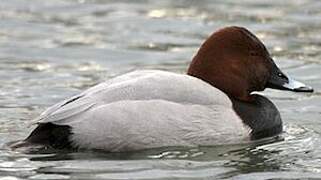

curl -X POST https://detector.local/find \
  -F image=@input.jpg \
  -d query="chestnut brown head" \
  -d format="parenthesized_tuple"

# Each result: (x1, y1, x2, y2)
(188, 26, 313, 102)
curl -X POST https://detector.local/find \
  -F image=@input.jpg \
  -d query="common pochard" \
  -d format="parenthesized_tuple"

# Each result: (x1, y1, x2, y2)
(13, 26, 313, 152)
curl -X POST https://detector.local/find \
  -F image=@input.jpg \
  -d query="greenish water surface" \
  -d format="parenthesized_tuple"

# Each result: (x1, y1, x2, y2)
(0, 0, 320, 179)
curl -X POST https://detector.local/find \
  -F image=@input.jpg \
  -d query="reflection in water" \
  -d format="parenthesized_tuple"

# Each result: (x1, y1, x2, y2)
(0, 138, 287, 179)
(2, 128, 321, 179)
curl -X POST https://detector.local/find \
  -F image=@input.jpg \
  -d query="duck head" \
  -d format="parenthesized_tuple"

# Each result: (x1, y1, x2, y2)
(187, 26, 313, 102)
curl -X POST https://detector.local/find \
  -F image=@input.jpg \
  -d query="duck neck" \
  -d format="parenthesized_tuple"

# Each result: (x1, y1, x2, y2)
(230, 94, 283, 140)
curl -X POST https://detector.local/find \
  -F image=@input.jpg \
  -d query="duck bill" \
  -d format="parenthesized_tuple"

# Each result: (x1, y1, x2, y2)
(266, 62, 313, 92)
(267, 76, 313, 92)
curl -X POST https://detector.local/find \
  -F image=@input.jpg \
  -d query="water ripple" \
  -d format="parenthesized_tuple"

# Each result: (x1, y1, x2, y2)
(0, 0, 320, 179)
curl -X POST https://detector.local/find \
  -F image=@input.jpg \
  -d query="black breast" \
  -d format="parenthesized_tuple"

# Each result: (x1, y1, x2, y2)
(231, 94, 283, 140)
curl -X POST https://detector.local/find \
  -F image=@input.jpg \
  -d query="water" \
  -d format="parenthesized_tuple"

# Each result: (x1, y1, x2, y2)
(0, 0, 320, 179)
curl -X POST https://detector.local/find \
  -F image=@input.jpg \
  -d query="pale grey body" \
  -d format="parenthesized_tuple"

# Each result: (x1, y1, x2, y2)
(34, 70, 250, 151)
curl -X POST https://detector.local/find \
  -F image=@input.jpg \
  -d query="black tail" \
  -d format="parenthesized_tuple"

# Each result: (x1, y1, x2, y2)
(13, 123, 74, 149)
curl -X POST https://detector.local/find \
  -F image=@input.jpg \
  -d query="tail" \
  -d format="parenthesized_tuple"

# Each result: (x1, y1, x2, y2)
(8, 140, 33, 149)
(7, 140, 46, 153)
(10, 123, 74, 150)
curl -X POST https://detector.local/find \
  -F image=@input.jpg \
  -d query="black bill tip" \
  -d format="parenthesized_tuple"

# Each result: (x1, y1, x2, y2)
(291, 85, 314, 92)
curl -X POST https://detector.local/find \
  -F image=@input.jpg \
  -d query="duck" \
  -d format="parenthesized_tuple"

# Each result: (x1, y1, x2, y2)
(13, 26, 313, 152)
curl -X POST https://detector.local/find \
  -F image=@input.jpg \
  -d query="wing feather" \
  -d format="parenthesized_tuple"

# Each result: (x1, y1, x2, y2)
(32, 70, 232, 126)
